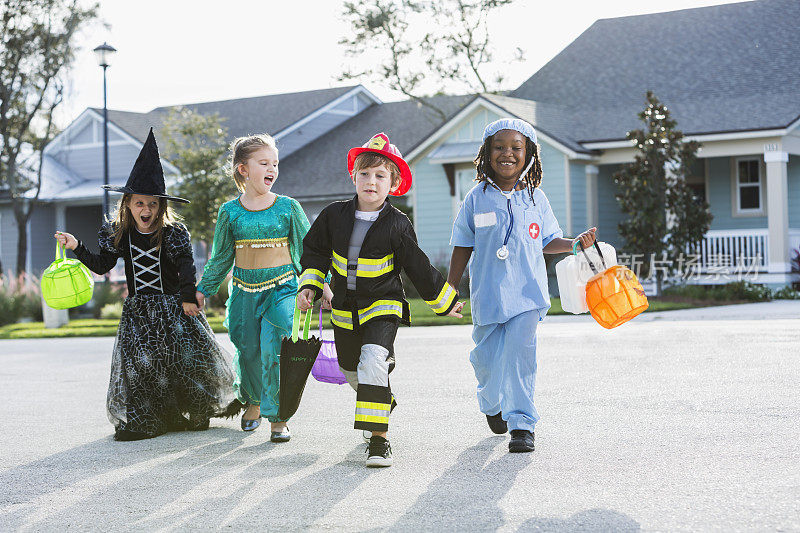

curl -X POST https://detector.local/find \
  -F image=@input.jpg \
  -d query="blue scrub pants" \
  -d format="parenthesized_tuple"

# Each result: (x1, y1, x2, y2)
(469, 309, 539, 432)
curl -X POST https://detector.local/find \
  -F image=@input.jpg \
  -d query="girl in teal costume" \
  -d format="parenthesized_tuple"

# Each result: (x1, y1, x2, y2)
(196, 134, 330, 442)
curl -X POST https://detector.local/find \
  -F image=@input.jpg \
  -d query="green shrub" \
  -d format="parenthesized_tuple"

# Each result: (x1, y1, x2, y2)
(662, 284, 710, 300)
(89, 281, 125, 319)
(719, 281, 772, 302)
(772, 286, 800, 300)
(0, 273, 43, 325)
(100, 302, 123, 319)
(0, 281, 25, 326)
(663, 281, 772, 302)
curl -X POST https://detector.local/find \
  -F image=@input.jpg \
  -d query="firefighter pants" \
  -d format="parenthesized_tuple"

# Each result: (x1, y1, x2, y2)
(334, 318, 398, 432)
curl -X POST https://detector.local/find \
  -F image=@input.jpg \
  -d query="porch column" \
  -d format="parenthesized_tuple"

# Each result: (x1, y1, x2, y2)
(585, 165, 599, 229)
(764, 150, 789, 273)
(55, 203, 66, 233)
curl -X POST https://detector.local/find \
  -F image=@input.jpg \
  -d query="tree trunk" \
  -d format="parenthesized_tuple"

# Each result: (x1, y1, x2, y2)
(15, 212, 28, 275)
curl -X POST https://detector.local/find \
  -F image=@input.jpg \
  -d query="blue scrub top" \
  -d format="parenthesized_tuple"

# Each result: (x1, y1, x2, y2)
(450, 183, 563, 326)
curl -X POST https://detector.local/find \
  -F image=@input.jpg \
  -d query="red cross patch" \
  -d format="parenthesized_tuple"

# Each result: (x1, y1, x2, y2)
(528, 222, 540, 239)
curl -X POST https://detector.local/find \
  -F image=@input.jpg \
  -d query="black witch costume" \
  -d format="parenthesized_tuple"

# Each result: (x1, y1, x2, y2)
(73, 128, 235, 441)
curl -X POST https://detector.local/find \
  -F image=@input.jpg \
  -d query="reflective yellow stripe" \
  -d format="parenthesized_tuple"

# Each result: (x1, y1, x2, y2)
(354, 414, 389, 424)
(425, 283, 457, 314)
(355, 253, 393, 277)
(356, 401, 391, 412)
(298, 268, 324, 290)
(331, 251, 348, 277)
(331, 315, 353, 329)
(358, 299, 403, 323)
(332, 251, 394, 278)
(331, 308, 354, 330)
(356, 254, 391, 265)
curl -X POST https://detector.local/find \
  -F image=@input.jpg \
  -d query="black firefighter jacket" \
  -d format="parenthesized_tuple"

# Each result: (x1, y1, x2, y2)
(299, 196, 458, 330)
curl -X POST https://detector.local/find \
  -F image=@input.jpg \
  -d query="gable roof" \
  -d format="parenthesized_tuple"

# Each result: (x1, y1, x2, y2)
(93, 86, 362, 143)
(274, 94, 473, 200)
(512, 0, 800, 142)
(479, 94, 591, 154)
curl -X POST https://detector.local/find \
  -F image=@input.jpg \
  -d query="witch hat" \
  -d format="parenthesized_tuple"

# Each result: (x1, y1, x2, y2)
(102, 127, 189, 203)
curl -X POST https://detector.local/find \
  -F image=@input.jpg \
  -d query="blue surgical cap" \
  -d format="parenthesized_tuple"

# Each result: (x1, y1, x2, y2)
(482, 118, 537, 144)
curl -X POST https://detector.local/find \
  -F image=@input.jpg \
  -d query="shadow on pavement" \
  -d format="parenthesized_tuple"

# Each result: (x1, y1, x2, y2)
(517, 508, 641, 531)
(0, 427, 305, 529)
(206, 444, 373, 529)
(385, 437, 530, 531)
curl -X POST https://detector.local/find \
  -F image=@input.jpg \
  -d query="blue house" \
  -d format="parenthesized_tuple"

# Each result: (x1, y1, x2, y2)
(2, 0, 798, 288)
(0, 85, 382, 275)
(407, 0, 800, 287)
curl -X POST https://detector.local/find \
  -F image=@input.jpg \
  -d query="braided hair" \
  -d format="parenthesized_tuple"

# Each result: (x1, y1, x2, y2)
(473, 134, 543, 204)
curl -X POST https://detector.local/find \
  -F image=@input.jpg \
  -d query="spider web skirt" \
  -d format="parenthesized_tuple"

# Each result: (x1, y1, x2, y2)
(106, 294, 236, 436)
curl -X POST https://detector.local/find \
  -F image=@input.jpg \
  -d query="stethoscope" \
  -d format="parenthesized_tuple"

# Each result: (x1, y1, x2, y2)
(485, 155, 536, 261)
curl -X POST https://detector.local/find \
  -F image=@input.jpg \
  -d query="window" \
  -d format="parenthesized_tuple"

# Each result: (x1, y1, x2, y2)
(456, 168, 476, 203)
(736, 158, 762, 213)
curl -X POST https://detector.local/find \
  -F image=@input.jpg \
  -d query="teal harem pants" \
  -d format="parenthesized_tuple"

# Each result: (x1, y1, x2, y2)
(225, 273, 297, 422)
(334, 317, 398, 432)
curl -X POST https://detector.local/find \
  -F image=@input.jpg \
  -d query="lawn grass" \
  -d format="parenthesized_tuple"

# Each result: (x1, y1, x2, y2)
(0, 297, 709, 340)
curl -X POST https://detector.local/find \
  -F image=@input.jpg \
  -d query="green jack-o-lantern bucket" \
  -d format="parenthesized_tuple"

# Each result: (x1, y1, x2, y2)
(41, 241, 94, 309)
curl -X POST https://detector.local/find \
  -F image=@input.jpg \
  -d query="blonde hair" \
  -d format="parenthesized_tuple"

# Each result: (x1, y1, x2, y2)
(109, 194, 180, 249)
(228, 134, 278, 192)
(352, 152, 401, 189)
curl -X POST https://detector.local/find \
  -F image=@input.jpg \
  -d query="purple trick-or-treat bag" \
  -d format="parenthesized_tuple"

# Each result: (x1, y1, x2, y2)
(311, 307, 347, 385)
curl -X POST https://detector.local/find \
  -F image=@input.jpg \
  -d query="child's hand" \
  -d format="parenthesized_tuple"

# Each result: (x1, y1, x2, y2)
(183, 302, 201, 317)
(297, 288, 315, 311)
(195, 291, 206, 309)
(573, 227, 597, 250)
(447, 301, 465, 318)
(321, 283, 333, 310)
(54, 231, 78, 250)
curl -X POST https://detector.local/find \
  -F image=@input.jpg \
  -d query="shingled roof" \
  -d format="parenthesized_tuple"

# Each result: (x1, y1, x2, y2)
(93, 86, 360, 143)
(274, 94, 473, 200)
(512, 0, 800, 143)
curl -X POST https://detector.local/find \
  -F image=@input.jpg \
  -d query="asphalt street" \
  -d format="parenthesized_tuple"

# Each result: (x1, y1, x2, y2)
(1, 302, 799, 531)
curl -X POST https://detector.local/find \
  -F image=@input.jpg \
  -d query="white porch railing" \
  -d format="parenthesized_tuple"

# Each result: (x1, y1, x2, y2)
(688, 229, 769, 273)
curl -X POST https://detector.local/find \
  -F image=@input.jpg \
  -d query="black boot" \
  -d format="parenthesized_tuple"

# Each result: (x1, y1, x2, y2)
(486, 412, 508, 434)
(508, 429, 535, 452)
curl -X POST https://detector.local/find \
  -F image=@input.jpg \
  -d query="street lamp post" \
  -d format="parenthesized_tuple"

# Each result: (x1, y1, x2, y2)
(93, 42, 117, 219)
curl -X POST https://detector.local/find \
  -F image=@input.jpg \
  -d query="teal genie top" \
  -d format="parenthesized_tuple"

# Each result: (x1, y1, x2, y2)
(197, 195, 310, 296)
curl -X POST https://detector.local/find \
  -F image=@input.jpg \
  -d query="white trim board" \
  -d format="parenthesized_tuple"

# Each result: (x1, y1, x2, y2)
(582, 127, 800, 150)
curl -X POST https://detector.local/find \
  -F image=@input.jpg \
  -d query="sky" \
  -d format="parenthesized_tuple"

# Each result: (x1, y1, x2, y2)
(60, 0, 748, 127)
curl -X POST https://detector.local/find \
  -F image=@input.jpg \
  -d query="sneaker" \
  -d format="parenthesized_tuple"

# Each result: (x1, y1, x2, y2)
(362, 429, 372, 443)
(365, 436, 393, 467)
(486, 412, 507, 434)
(508, 429, 535, 453)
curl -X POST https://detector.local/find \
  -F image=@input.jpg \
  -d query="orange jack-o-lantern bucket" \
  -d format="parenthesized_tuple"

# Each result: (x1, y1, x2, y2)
(577, 242, 648, 329)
